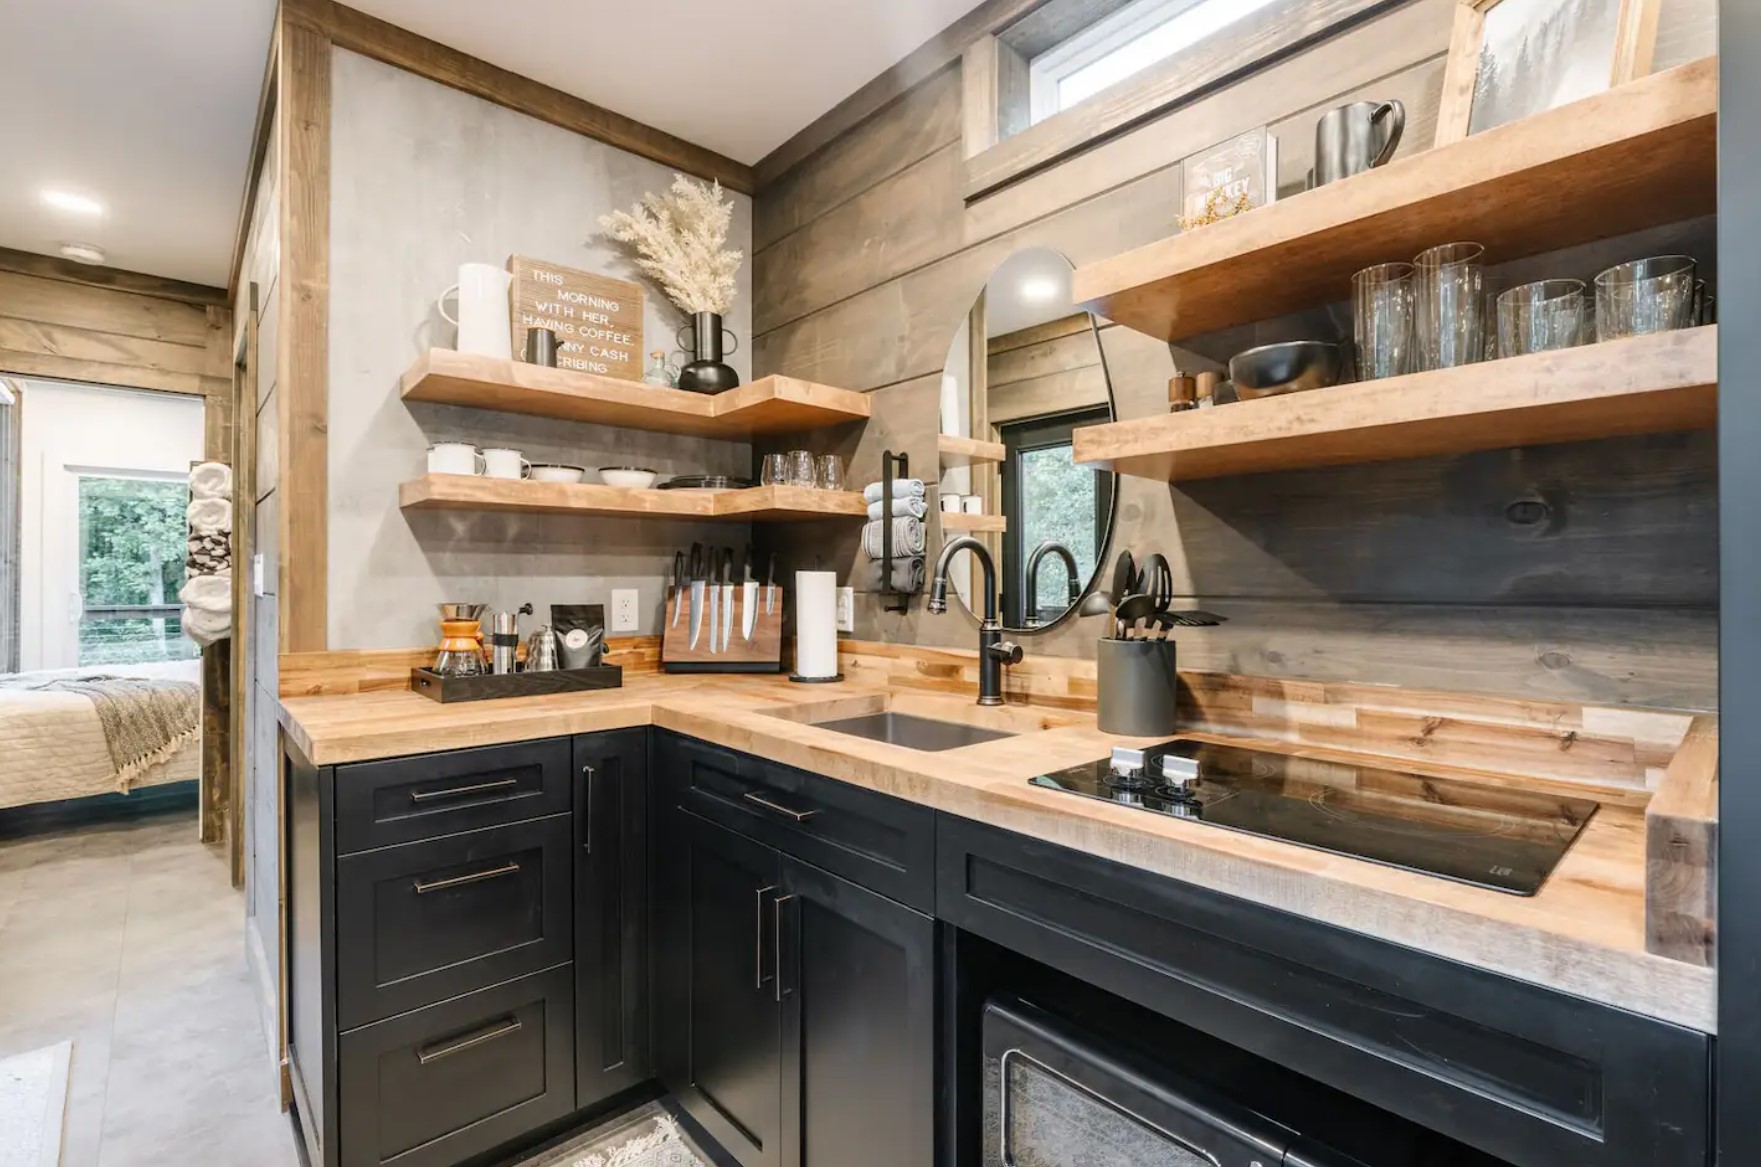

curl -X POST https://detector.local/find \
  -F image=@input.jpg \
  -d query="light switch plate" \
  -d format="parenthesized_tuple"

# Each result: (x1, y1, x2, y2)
(836, 586, 854, 633)
(610, 589, 640, 633)
(251, 554, 265, 597)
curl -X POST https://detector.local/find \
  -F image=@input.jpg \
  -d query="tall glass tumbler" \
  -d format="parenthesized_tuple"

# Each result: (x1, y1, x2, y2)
(785, 449, 815, 487)
(1594, 255, 1697, 341)
(1352, 263, 1416, 380)
(1496, 279, 1586, 357)
(1414, 242, 1486, 370)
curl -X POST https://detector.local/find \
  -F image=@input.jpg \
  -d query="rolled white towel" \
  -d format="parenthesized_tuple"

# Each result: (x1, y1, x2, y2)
(861, 517, 926, 560)
(861, 479, 925, 505)
(188, 461, 233, 500)
(187, 496, 231, 534)
(865, 496, 927, 521)
(179, 572, 233, 615)
(182, 606, 232, 647)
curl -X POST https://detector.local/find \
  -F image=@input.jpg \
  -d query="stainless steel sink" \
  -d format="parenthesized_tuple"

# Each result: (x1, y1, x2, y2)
(810, 711, 1015, 752)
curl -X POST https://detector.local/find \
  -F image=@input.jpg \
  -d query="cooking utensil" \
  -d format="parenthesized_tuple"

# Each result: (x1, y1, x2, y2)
(1138, 553, 1175, 639)
(525, 625, 561, 672)
(670, 551, 686, 628)
(741, 544, 759, 641)
(765, 553, 777, 615)
(706, 546, 722, 654)
(1229, 341, 1345, 398)
(719, 547, 736, 653)
(688, 543, 706, 650)
(1113, 593, 1164, 639)
(1105, 551, 1136, 639)
(1163, 610, 1227, 627)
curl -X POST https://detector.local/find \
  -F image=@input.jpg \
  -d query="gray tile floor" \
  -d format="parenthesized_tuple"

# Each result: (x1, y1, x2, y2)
(0, 812, 300, 1167)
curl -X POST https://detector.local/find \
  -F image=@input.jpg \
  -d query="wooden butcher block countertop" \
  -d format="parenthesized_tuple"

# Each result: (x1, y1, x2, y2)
(279, 672, 1716, 1034)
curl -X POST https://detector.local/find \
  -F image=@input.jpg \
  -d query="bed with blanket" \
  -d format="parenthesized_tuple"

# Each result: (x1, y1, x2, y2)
(0, 660, 201, 810)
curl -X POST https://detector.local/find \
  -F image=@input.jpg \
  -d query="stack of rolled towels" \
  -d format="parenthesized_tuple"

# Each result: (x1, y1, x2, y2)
(180, 461, 233, 647)
(862, 478, 926, 594)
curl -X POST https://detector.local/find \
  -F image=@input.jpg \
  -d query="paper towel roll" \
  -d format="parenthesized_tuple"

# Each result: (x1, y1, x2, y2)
(794, 571, 840, 680)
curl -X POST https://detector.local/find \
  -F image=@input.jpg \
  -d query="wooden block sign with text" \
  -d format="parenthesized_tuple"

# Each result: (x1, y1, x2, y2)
(508, 255, 644, 378)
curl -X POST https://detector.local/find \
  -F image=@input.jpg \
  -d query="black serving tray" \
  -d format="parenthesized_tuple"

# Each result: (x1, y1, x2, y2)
(411, 665, 624, 703)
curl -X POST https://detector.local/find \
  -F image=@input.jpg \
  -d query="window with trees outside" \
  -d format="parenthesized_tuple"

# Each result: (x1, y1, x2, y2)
(77, 474, 195, 666)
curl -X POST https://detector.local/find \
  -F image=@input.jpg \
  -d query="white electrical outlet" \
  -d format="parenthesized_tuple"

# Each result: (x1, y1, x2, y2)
(610, 589, 640, 633)
(836, 586, 854, 633)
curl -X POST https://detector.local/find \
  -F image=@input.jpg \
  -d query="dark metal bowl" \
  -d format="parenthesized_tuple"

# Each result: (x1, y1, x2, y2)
(1228, 341, 1344, 399)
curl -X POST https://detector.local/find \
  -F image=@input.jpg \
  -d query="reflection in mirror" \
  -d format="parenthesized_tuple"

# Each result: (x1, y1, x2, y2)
(937, 247, 1117, 631)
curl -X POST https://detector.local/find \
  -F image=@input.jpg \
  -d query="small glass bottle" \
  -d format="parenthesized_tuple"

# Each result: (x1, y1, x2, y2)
(643, 350, 675, 387)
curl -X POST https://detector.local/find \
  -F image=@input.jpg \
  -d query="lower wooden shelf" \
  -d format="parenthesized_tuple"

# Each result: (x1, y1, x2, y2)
(1073, 327, 1717, 481)
(398, 475, 867, 521)
(938, 434, 1006, 466)
(941, 511, 1007, 534)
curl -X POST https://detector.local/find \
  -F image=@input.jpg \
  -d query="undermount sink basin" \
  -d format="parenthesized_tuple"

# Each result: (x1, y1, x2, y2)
(760, 691, 1079, 752)
(810, 711, 1014, 752)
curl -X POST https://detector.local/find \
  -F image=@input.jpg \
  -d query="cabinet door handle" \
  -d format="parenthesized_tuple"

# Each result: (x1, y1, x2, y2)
(409, 776, 518, 804)
(413, 860, 521, 894)
(582, 764, 595, 852)
(416, 1017, 523, 1064)
(774, 893, 796, 1003)
(754, 884, 778, 989)
(742, 791, 818, 822)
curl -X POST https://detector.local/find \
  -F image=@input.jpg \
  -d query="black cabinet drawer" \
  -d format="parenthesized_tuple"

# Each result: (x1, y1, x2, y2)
(656, 732, 934, 911)
(336, 816, 573, 1029)
(335, 738, 572, 854)
(337, 965, 574, 1167)
(937, 816, 1710, 1167)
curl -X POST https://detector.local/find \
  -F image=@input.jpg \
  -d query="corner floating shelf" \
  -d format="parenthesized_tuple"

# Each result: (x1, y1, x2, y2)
(401, 349, 871, 437)
(1073, 58, 1716, 341)
(938, 434, 1006, 466)
(1072, 328, 1716, 482)
(941, 511, 1008, 534)
(399, 474, 868, 521)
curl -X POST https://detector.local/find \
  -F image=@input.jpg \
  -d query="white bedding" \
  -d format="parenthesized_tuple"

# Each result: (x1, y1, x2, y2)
(0, 659, 201, 810)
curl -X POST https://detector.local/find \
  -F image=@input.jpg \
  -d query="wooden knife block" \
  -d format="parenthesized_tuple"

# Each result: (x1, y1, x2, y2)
(662, 582, 785, 672)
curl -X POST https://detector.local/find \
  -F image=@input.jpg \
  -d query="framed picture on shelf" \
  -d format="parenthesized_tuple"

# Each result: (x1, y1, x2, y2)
(1434, 0, 1661, 146)
(1179, 127, 1278, 230)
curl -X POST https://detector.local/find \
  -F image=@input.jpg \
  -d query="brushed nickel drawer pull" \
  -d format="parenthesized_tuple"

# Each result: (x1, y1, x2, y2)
(755, 885, 778, 988)
(416, 1017, 523, 1065)
(409, 776, 518, 803)
(742, 792, 818, 822)
(413, 861, 521, 894)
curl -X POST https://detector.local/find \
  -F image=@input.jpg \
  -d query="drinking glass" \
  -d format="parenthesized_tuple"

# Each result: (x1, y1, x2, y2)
(1496, 279, 1586, 357)
(785, 449, 815, 487)
(1414, 242, 1485, 370)
(1595, 256, 1697, 341)
(760, 452, 787, 486)
(814, 454, 845, 492)
(1352, 262, 1416, 380)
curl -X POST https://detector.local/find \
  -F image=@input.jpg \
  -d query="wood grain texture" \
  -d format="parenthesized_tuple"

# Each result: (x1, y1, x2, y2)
(200, 643, 230, 843)
(941, 511, 1007, 534)
(227, 16, 281, 300)
(400, 349, 870, 435)
(937, 433, 1006, 465)
(283, 0, 751, 192)
(231, 300, 260, 889)
(0, 247, 227, 307)
(278, 636, 662, 697)
(962, 36, 1005, 159)
(1077, 58, 1718, 340)
(1074, 326, 1717, 480)
(1433, 0, 1486, 146)
(1646, 714, 1717, 965)
(399, 474, 869, 521)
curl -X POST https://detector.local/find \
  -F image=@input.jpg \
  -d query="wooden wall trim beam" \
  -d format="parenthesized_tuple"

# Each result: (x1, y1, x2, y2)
(282, 0, 753, 194)
(227, 19, 283, 301)
(0, 247, 228, 308)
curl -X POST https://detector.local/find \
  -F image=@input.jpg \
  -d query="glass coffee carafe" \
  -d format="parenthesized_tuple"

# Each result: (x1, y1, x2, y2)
(433, 603, 488, 676)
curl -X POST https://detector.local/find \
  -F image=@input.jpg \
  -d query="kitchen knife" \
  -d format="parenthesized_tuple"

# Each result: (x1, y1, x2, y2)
(706, 545, 721, 654)
(719, 547, 737, 653)
(741, 543, 759, 641)
(765, 552, 777, 615)
(669, 550, 686, 628)
(688, 543, 706, 650)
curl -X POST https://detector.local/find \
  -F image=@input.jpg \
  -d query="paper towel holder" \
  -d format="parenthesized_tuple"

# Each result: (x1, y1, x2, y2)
(790, 568, 845, 683)
(879, 449, 913, 614)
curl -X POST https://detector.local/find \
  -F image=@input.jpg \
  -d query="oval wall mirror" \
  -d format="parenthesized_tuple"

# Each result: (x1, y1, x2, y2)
(937, 247, 1117, 631)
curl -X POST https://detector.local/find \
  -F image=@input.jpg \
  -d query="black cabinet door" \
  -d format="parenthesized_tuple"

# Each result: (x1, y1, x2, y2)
(573, 728, 649, 1110)
(656, 808, 786, 1167)
(777, 857, 937, 1167)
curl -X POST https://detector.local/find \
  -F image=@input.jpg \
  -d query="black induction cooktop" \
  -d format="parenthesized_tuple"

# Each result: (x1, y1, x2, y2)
(1030, 739, 1599, 895)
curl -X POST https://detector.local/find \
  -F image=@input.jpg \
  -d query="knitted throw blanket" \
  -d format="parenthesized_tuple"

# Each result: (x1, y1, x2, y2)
(0, 673, 199, 788)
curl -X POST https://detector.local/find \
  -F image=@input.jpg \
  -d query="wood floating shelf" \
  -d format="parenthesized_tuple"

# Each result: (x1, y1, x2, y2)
(399, 474, 868, 521)
(941, 511, 1007, 534)
(1073, 58, 1717, 340)
(1073, 327, 1716, 482)
(401, 349, 872, 437)
(937, 434, 1006, 466)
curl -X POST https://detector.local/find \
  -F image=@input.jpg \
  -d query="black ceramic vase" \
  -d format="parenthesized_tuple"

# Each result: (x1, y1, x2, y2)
(675, 311, 741, 394)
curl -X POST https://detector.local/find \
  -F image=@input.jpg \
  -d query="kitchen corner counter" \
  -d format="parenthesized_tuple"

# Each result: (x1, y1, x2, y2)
(277, 675, 1716, 1034)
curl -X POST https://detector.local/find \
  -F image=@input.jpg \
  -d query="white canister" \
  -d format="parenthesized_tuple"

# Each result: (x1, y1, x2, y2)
(940, 493, 964, 514)
(793, 571, 840, 681)
(962, 496, 984, 514)
(482, 448, 531, 480)
(427, 442, 484, 476)
(438, 263, 514, 359)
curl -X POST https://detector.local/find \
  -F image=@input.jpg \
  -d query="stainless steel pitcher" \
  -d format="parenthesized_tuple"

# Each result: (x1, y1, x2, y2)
(1314, 100, 1405, 187)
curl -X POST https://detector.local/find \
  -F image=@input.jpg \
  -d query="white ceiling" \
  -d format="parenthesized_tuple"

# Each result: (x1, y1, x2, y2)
(345, 0, 988, 165)
(0, 0, 278, 287)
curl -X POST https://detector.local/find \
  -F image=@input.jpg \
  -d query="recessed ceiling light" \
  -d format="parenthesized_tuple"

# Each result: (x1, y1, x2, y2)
(1020, 276, 1060, 303)
(41, 189, 104, 216)
(59, 243, 107, 265)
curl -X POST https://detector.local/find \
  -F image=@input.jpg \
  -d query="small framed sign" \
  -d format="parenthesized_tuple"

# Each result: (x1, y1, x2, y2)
(507, 255, 645, 379)
(1180, 127, 1278, 230)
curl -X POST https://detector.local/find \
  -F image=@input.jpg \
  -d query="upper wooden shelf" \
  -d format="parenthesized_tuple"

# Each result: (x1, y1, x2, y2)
(1073, 327, 1716, 482)
(1074, 58, 1717, 341)
(401, 349, 872, 437)
(941, 511, 1007, 534)
(938, 434, 1006, 466)
(399, 474, 868, 521)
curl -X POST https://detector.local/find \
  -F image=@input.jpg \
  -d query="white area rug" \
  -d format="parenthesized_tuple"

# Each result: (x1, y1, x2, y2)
(518, 1106, 709, 1167)
(0, 1041, 71, 1167)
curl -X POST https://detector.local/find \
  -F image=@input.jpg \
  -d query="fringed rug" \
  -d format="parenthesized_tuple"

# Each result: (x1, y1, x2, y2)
(0, 1041, 71, 1167)
(518, 1106, 708, 1167)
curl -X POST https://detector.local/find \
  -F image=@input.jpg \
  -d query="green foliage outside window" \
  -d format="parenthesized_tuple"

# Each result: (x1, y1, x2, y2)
(77, 476, 196, 666)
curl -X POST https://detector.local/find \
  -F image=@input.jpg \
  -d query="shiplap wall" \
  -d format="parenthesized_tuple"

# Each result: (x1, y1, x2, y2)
(752, 0, 1719, 710)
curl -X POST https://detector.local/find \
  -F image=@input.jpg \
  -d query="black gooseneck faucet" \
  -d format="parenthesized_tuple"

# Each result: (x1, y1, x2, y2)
(1023, 540, 1080, 628)
(928, 536, 1023, 706)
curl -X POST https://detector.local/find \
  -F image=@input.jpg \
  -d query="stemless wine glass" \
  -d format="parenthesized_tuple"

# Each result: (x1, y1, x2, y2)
(1352, 262, 1416, 380)
(1594, 256, 1698, 341)
(785, 449, 815, 487)
(1496, 279, 1587, 357)
(760, 452, 787, 487)
(1414, 242, 1486, 370)
(814, 454, 845, 492)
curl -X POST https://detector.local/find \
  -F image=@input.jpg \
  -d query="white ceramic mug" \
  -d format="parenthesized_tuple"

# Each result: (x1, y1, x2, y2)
(962, 496, 984, 514)
(940, 493, 963, 513)
(482, 448, 531, 480)
(427, 442, 484, 476)
(438, 263, 513, 359)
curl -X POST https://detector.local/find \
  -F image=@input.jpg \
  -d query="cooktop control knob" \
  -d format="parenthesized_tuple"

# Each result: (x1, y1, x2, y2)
(1157, 753, 1201, 795)
(1109, 746, 1145, 780)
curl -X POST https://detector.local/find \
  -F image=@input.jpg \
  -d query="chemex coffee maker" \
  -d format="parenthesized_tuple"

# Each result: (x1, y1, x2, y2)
(433, 602, 488, 676)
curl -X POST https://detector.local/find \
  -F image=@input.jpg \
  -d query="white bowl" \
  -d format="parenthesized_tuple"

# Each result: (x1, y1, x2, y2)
(599, 467, 659, 489)
(529, 464, 586, 484)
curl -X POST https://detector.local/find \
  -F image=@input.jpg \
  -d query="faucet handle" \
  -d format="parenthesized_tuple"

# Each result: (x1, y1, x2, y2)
(988, 640, 1023, 665)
